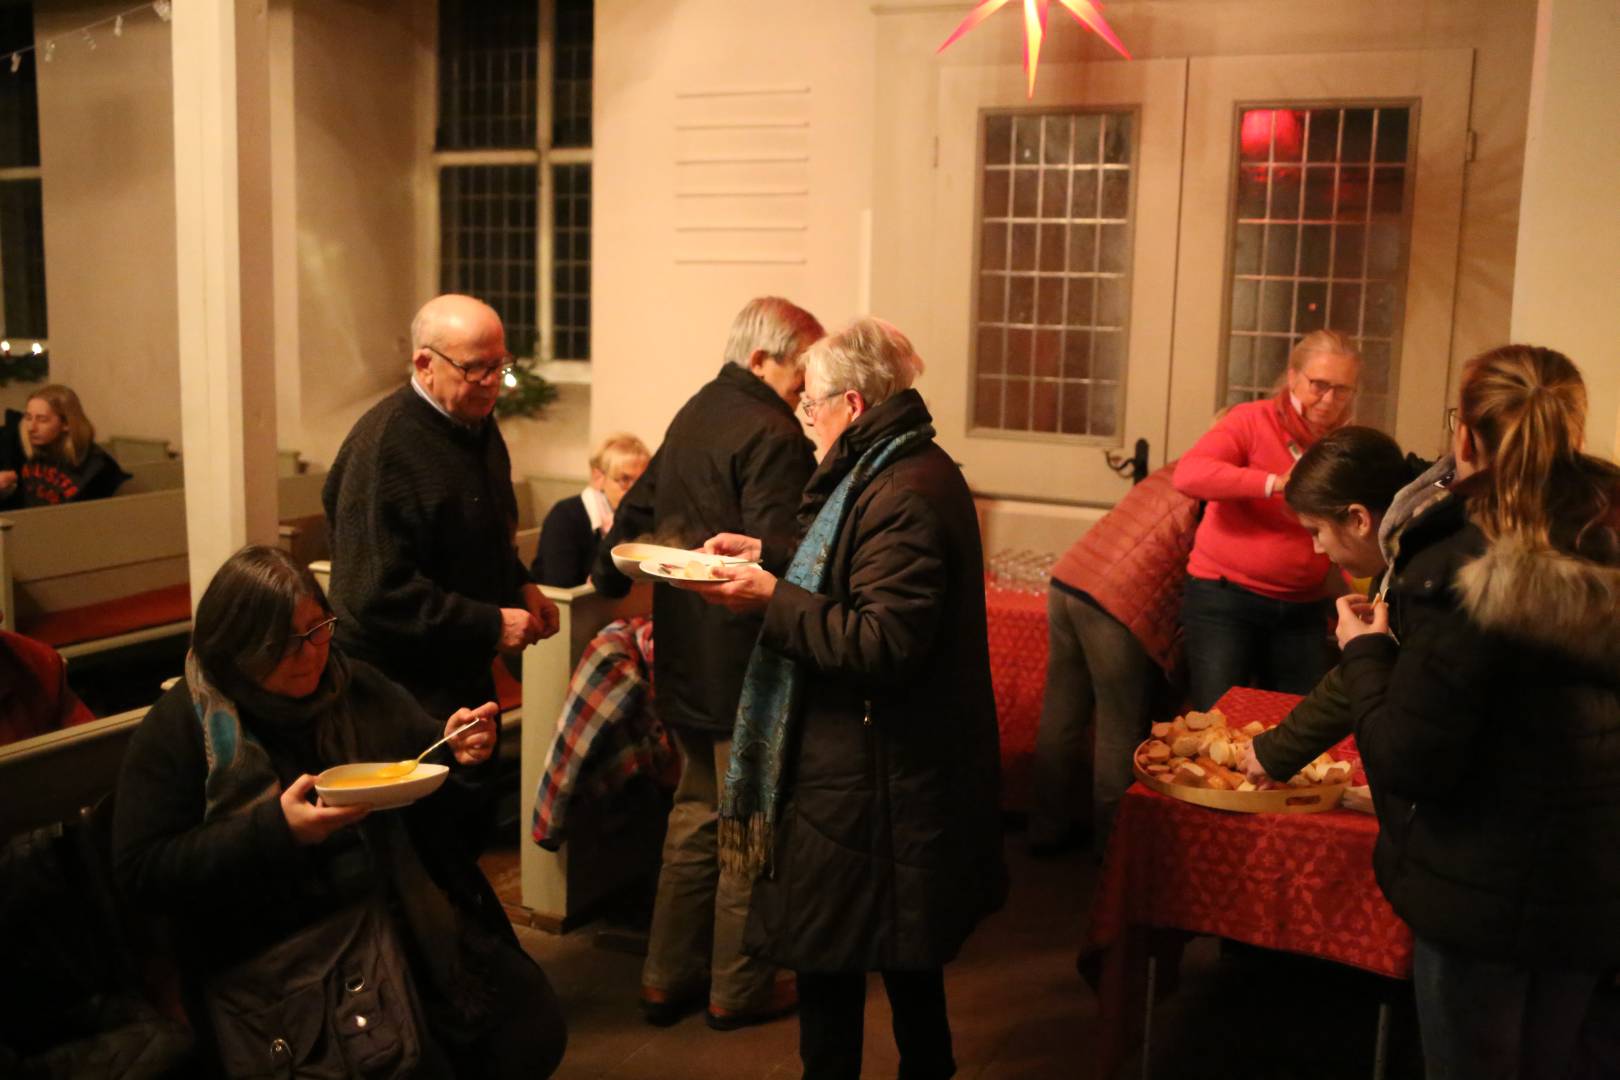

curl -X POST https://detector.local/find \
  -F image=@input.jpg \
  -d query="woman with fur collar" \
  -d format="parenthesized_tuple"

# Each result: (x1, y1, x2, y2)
(1336, 345, 1620, 1079)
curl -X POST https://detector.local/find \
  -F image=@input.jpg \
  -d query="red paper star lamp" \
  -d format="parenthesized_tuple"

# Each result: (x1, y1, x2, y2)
(938, 0, 1131, 99)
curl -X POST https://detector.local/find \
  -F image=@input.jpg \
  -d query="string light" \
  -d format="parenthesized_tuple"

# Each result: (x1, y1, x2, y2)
(2, 3, 169, 74)
(29, 343, 42, 355)
(1, 341, 11, 355)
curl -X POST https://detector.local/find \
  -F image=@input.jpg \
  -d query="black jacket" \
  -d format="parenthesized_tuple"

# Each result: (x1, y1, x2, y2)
(742, 390, 1005, 972)
(1341, 475, 1620, 970)
(593, 364, 814, 733)
(323, 386, 530, 709)
(530, 495, 597, 588)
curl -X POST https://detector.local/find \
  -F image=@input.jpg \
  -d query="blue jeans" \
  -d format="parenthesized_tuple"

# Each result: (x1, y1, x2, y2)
(1412, 935, 1601, 1080)
(1180, 575, 1333, 711)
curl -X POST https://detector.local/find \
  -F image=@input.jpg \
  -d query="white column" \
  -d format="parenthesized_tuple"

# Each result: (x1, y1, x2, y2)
(1510, 0, 1620, 459)
(171, 0, 279, 600)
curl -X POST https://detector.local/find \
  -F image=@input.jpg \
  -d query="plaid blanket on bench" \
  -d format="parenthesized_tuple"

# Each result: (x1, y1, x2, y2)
(530, 615, 673, 850)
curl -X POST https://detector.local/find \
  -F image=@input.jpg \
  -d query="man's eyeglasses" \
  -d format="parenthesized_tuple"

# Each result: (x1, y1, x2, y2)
(1445, 406, 1460, 434)
(1304, 377, 1357, 399)
(287, 615, 338, 653)
(799, 391, 844, 421)
(425, 344, 514, 385)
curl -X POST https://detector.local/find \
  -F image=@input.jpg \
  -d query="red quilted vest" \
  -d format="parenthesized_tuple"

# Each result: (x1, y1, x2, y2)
(1049, 464, 1200, 676)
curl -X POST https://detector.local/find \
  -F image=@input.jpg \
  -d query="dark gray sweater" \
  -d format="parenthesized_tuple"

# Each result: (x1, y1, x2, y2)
(323, 385, 530, 705)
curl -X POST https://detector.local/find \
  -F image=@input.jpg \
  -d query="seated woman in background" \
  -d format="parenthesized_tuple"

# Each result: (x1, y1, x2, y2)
(113, 545, 566, 1079)
(0, 385, 129, 509)
(0, 618, 95, 746)
(530, 432, 649, 587)
(1174, 330, 1361, 709)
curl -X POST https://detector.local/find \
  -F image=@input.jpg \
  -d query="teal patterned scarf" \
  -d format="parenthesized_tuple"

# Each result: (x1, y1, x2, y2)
(718, 420, 932, 879)
(189, 651, 283, 822)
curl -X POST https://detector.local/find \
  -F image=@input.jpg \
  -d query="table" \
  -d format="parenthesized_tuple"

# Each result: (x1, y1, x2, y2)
(1080, 686, 1413, 1078)
(983, 582, 1048, 810)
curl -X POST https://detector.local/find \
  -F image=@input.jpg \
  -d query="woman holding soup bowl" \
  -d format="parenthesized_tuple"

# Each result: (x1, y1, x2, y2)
(113, 544, 566, 1078)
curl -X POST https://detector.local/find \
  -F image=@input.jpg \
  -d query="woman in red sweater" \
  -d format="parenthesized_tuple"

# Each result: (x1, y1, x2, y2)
(1174, 330, 1361, 710)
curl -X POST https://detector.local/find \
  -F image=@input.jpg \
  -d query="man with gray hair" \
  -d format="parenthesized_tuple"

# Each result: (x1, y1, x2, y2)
(594, 295, 821, 1031)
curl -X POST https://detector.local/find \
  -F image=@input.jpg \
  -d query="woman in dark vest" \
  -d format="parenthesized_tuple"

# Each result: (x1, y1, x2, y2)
(692, 317, 1005, 1080)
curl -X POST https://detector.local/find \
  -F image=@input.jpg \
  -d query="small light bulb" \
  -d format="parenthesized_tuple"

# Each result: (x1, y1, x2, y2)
(30, 342, 43, 355)
(114, 15, 124, 38)
(503, 371, 518, 388)
(42, 40, 54, 63)
(8, 53, 19, 74)
(1, 340, 11, 353)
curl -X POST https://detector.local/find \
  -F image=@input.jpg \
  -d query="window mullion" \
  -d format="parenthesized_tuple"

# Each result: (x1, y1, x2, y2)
(535, 0, 556, 363)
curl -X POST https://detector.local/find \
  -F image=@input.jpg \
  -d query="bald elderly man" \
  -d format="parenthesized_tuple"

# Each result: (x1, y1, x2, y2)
(324, 294, 559, 720)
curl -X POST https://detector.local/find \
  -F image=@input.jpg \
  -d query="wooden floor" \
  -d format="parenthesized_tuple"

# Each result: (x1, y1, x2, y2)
(478, 834, 1429, 1079)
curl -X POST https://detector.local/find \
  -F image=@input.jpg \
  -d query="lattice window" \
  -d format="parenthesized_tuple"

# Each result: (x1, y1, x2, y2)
(435, 0, 592, 363)
(972, 111, 1135, 439)
(1223, 106, 1412, 429)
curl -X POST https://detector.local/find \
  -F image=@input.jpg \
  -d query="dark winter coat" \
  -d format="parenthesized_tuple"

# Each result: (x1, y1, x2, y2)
(1340, 471, 1620, 971)
(323, 385, 531, 710)
(743, 390, 1006, 973)
(593, 363, 815, 734)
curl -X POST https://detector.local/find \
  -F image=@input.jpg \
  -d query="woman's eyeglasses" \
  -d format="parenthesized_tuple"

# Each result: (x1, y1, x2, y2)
(288, 615, 338, 653)
(799, 391, 843, 421)
(1305, 377, 1357, 399)
(425, 344, 515, 385)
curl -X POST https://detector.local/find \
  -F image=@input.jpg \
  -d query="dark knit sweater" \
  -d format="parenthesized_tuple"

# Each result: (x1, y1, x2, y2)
(323, 385, 530, 702)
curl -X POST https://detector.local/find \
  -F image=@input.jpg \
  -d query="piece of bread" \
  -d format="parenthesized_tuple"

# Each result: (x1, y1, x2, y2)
(1171, 734, 1203, 759)
(1172, 761, 1208, 787)
(1150, 722, 1173, 739)
(1240, 720, 1266, 738)
(1144, 742, 1171, 762)
(1184, 712, 1214, 731)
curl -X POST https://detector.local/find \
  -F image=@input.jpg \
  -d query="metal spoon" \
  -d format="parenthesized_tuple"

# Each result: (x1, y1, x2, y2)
(371, 716, 489, 779)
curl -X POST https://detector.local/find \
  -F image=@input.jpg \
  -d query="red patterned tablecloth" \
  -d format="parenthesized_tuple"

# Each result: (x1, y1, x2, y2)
(1080, 686, 1411, 1076)
(984, 583, 1048, 810)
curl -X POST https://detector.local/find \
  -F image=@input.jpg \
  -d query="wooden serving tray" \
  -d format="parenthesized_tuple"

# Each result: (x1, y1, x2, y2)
(1132, 742, 1349, 815)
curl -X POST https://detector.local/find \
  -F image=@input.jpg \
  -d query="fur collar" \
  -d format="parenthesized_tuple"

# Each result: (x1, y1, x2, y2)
(1455, 533, 1620, 671)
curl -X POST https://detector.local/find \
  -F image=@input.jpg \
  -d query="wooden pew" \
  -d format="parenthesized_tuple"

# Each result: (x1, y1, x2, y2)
(104, 435, 173, 465)
(120, 458, 187, 494)
(0, 472, 331, 659)
(0, 490, 191, 658)
(518, 579, 657, 932)
(0, 706, 148, 838)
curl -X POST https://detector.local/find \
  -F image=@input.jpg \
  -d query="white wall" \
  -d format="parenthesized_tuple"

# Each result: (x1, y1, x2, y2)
(591, 0, 877, 451)
(1510, 0, 1620, 459)
(31, 0, 178, 442)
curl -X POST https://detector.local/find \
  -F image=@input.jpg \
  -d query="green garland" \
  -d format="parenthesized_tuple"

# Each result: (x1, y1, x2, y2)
(0, 350, 48, 387)
(493, 356, 559, 420)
